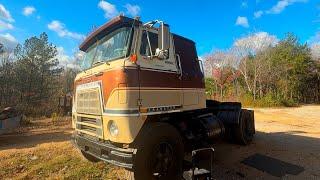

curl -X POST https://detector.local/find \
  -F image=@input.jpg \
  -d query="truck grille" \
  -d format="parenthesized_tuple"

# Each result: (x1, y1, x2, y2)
(76, 116, 103, 138)
(76, 88, 102, 115)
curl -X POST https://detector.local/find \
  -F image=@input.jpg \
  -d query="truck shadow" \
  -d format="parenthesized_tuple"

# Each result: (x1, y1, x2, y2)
(209, 131, 320, 179)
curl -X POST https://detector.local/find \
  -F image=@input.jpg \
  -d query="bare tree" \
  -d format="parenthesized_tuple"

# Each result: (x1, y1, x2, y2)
(204, 50, 239, 100)
(231, 32, 278, 100)
(311, 43, 320, 62)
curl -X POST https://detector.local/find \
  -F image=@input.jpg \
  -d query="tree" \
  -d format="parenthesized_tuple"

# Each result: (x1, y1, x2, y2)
(204, 32, 319, 105)
(0, 43, 4, 54)
(14, 32, 63, 115)
(231, 32, 278, 100)
(0, 44, 16, 106)
(311, 44, 320, 62)
(204, 50, 240, 100)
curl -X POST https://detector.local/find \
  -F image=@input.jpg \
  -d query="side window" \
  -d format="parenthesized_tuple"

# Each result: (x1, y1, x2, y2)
(140, 31, 158, 56)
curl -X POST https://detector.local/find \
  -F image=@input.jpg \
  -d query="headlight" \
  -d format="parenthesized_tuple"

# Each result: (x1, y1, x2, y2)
(108, 120, 119, 137)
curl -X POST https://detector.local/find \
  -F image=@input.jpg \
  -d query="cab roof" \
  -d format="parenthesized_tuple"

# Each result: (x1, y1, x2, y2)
(79, 16, 140, 51)
(79, 15, 195, 52)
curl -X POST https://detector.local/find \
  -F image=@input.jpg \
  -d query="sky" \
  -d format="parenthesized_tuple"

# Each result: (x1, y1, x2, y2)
(0, 0, 320, 65)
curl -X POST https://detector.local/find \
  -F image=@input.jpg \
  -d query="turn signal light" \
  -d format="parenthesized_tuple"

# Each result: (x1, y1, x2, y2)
(130, 54, 137, 63)
(140, 108, 148, 113)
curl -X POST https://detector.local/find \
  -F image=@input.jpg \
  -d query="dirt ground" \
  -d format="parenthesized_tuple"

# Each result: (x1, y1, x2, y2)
(0, 105, 319, 179)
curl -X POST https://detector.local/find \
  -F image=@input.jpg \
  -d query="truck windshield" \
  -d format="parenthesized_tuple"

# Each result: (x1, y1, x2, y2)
(80, 27, 132, 70)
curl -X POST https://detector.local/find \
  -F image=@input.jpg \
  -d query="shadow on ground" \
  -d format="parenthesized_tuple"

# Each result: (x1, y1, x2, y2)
(0, 131, 72, 151)
(210, 131, 320, 179)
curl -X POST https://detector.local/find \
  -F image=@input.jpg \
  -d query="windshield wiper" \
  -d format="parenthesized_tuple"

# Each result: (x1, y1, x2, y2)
(92, 60, 109, 67)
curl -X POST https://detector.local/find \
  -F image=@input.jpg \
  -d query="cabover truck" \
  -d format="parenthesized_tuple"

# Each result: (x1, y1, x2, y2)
(72, 15, 255, 180)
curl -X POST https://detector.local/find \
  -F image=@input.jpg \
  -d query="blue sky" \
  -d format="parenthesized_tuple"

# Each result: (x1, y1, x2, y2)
(0, 0, 320, 62)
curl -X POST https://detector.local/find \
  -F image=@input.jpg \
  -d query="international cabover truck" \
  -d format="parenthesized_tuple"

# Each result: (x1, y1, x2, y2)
(72, 15, 255, 179)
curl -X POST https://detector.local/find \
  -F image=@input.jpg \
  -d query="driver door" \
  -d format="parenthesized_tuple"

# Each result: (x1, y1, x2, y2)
(137, 28, 182, 113)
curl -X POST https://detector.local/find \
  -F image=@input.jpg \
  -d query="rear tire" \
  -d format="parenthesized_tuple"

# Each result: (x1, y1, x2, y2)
(234, 109, 255, 145)
(132, 122, 184, 180)
(81, 150, 100, 162)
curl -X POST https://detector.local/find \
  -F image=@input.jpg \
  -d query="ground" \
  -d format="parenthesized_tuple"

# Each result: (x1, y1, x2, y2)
(0, 106, 319, 179)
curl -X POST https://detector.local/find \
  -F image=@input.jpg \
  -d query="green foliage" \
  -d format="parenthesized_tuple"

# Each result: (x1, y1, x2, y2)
(205, 78, 215, 98)
(207, 33, 320, 107)
(0, 33, 76, 116)
(240, 92, 298, 107)
(13, 33, 63, 115)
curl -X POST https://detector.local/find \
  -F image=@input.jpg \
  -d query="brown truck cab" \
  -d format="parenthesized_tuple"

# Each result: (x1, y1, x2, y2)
(72, 16, 255, 179)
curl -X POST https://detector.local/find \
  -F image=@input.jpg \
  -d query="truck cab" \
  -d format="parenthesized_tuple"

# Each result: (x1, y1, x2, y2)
(72, 16, 255, 180)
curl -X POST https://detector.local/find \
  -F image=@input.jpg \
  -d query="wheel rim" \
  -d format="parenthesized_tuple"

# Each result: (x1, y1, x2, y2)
(151, 142, 174, 177)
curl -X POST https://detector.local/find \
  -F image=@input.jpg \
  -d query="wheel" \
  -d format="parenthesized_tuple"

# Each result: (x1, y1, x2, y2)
(234, 109, 255, 145)
(132, 122, 184, 180)
(81, 150, 100, 162)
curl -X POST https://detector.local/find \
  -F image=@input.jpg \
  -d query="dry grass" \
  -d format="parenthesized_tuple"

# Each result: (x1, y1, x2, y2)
(0, 117, 127, 180)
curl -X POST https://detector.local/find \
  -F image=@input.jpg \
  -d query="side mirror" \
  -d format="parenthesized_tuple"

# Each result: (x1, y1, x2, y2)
(158, 22, 170, 51)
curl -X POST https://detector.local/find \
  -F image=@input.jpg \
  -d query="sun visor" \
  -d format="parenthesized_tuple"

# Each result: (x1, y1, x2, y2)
(79, 16, 141, 52)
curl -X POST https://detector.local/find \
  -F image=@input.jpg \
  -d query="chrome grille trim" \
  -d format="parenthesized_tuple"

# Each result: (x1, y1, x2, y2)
(76, 116, 103, 138)
(74, 81, 104, 138)
(76, 88, 102, 115)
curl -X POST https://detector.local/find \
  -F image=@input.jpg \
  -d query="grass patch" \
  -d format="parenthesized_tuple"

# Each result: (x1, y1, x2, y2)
(0, 142, 126, 179)
(240, 93, 299, 108)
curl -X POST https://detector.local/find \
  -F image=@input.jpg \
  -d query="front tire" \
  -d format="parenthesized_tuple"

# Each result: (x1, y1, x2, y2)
(132, 122, 184, 180)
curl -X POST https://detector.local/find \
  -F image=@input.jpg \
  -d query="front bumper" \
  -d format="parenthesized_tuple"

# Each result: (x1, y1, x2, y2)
(73, 134, 136, 169)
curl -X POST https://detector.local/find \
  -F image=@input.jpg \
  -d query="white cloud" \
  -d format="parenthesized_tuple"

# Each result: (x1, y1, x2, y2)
(57, 46, 82, 69)
(48, 20, 85, 40)
(254, 11, 263, 18)
(125, 4, 140, 17)
(23, 6, 36, 16)
(0, 33, 18, 51)
(0, 19, 14, 31)
(308, 32, 320, 44)
(57, 46, 70, 65)
(235, 16, 249, 28)
(241, 1, 248, 8)
(98, 1, 119, 19)
(233, 32, 279, 54)
(0, 4, 14, 22)
(254, 0, 308, 19)
(266, 0, 308, 14)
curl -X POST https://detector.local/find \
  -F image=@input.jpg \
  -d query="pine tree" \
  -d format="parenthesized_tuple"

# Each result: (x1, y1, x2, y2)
(14, 32, 63, 115)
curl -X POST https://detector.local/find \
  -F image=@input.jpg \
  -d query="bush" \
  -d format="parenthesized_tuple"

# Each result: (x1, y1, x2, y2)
(240, 93, 255, 107)
(281, 99, 298, 107)
(240, 92, 298, 107)
(255, 93, 282, 107)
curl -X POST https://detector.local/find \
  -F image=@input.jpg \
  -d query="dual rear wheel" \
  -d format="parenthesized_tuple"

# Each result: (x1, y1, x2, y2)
(234, 109, 255, 145)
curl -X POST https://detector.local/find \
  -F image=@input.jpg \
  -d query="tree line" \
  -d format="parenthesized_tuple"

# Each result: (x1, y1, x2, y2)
(1, 32, 319, 117)
(0, 33, 78, 116)
(204, 33, 320, 107)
